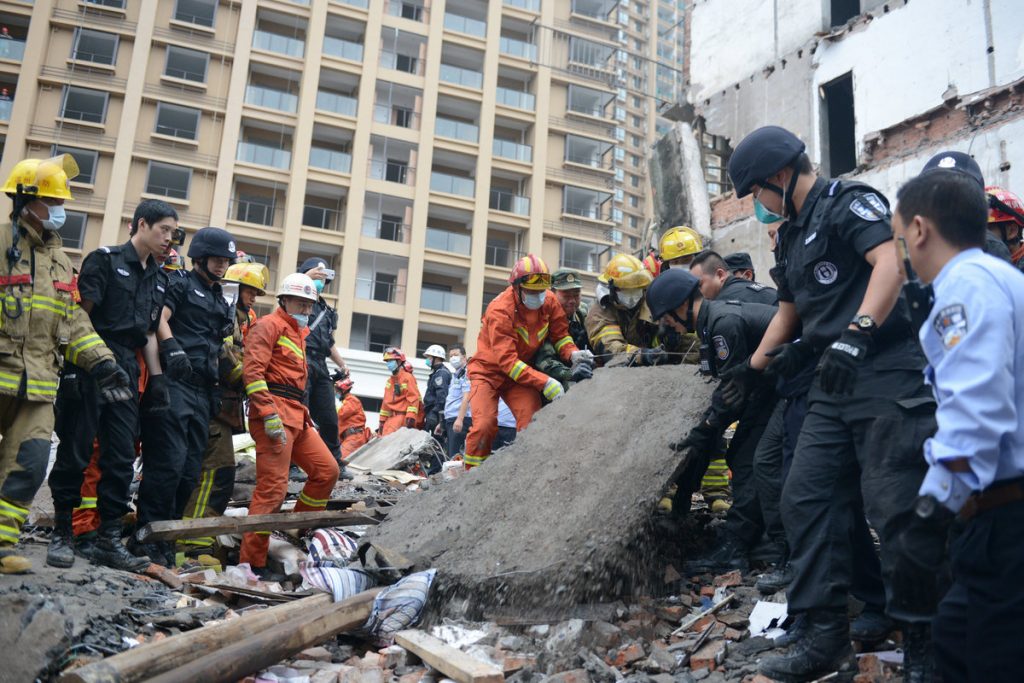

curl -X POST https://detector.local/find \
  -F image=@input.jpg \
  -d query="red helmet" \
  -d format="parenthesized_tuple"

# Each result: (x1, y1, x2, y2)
(986, 186, 1024, 227)
(382, 346, 406, 362)
(642, 252, 662, 278)
(508, 254, 551, 291)
(335, 378, 354, 393)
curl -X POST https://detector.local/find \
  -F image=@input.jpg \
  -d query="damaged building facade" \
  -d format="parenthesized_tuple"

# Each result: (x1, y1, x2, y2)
(651, 0, 1024, 277)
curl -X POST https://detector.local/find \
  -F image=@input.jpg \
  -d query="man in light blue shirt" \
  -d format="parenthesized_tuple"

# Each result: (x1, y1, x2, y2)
(444, 346, 517, 457)
(890, 167, 1024, 682)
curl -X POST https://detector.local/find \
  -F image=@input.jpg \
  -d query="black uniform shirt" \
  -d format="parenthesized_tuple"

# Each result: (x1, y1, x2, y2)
(78, 240, 167, 350)
(718, 275, 779, 306)
(423, 364, 453, 420)
(305, 297, 338, 366)
(164, 269, 232, 382)
(773, 177, 912, 349)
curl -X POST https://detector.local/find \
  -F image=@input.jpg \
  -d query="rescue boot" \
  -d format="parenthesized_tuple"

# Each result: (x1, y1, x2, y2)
(74, 531, 98, 561)
(336, 460, 354, 481)
(773, 613, 808, 649)
(758, 609, 857, 683)
(128, 537, 169, 568)
(900, 622, 936, 683)
(0, 545, 32, 574)
(46, 510, 76, 568)
(288, 464, 308, 482)
(850, 605, 893, 642)
(757, 562, 794, 594)
(92, 520, 151, 573)
(683, 534, 749, 574)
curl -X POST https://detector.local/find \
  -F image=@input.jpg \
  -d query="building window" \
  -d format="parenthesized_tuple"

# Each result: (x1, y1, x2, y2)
(72, 29, 118, 65)
(632, 95, 641, 107)
(631, 154, 640, 167)
(560, 238, 608, 273)
(629, 194, 639, 207)
(630, 174, 640, 188)
(632, 115, 642, 127)
(155, 102, 201, 140)
(62, 211, 88, 249)
(631, 134, 641, 147)
(52, 145, 98, 184)
(61, 86, 108, 124)
(84, 0, 126, 7)
(821, 72, 856, 176)
(830, 0, 860, 27)
(146, 161, 191, 200)
(164, 46, 209, 83)
(629, 215, 639, 229)
(174, 0, 217, 27)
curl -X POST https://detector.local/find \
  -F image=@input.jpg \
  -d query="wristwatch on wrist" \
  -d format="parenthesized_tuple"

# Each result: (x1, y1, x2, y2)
(851, 314, 878, 334)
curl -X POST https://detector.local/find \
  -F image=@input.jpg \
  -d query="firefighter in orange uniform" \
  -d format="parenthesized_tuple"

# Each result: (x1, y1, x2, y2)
(239, 273, 339, 579)
(464, 254, 594, 468)
(377, 347, 421, 435)
(336, 378, 369, 458)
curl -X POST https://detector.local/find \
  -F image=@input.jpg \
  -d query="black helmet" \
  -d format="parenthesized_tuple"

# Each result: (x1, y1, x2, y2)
(187, 227, 237, 260)
(298, 256, 332, 283)
(728, 126, 806, 198)
(646, 269, 700, 320)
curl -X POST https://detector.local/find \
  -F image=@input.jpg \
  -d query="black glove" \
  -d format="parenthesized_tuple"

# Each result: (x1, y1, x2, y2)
(570, 362, 593, 382)
(159, 337, 193, 382)
(764, 340, 816, 380)
(404, 417, 416, 429)
(640, 346, 667, 366)
(141, 373, 171, 415)
(719, 360, 761, 408)
(92, 360, 133, 404)
(888, 496, 953, 620)
(424, 414, 438, 433)
(670, 419, 719, 454)
(331, 368, 349, 383)
(817, 328, 873, 395)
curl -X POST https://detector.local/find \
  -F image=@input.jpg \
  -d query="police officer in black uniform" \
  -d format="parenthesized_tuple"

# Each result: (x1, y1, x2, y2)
(647, 268, 778, 571)
(138, 227, 235, 566)
(691, 250, 779, 305)
(723, 126, 935, 681)
(47, 199, 176, 572)
(298, 257, 352, 479)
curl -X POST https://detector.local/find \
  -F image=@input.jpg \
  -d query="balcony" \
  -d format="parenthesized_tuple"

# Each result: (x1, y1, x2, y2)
(435, 116, 479, 144)
(439, 64, 482, 89)
(421, 287, 467, 315)
(387, 0, 427, 22)
(380, 50, 423, 76)
(489, 189, 529, 215)
(492, 138, 532, 163)
(443, 13, 486, 38)
(237, 141, 291, 169)
(425, 227, 471, 255)
(322, 36, 363, 62)
(362, 216, 409, 242)
(0, 97, 11, 122)
(503, 0, 540, 11)
(303, 205, 344, 231)
(495, 87, 535, 111)
(356, 277, 406, 305)
(310, 147, 352, 174)
(245, 85, 298, 113)
(374, 104, 420, 129)
(316, 90, 357, 117)
(499, 36, 536, 61)
(369, 160, 415, 185)
(430, 172, 475, 197)
(231, 198, 278, 226)
(252, 30, 304, 58)
(0, 39, 26, 62)
(485, 242, 523, 268)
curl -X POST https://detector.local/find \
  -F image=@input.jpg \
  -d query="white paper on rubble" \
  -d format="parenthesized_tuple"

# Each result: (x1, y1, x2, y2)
(748, 600, 789, 639)
(431, 622, 490, 649)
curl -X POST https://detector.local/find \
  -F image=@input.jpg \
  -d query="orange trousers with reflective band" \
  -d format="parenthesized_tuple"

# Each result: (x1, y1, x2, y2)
(463, 373, 540, 468)
(239, 419, 339, 568)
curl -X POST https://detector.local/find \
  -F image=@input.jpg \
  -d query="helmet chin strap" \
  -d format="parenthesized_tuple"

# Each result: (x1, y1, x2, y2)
(668, 296, 695, 331)
(195, 257, 222, 283)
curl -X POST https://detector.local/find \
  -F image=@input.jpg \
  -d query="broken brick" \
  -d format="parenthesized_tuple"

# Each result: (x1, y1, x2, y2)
(700, 585, 716, 597)
(301, 647, 333, 662)
(398, 669, 427, 683)
(689, 641, 725, 671)
(611, 642, 645, 667)
(723, 627, 746, 641)
(656, 605, 685, 621)
(690, 614, 716, 632)
(503, 653, 537, 673)
(713, 570, 743, 587)
(547, 668, 592, 683)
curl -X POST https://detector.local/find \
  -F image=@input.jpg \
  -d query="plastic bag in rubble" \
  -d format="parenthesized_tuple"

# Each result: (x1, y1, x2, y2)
(305, 527, 359, 567)
(254, 665, 309, 683)
(221, 562, 259, 586)
(360, 569, 436, 646)
(300, 564, 374, 602)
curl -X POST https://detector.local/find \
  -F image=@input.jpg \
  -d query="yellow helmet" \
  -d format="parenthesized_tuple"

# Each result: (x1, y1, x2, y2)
(659, 226, 702, 262)
(598, 253, 654, 289)
(2, 154, 79, 200)
(223, 262, 270, 296)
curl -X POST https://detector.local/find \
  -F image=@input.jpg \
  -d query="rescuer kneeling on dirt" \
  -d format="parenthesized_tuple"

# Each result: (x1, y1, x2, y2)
(239, 273, 339, 580)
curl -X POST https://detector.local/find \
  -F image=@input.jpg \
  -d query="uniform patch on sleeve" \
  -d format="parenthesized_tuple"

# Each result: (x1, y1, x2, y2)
(932, 304, 967, 349)
(849, 193, 888, 222)
(712, 334, 730, 361)
(434, 375, 444, 386)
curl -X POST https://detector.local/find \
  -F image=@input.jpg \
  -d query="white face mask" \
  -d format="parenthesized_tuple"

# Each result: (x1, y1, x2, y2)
(521, 290, 547, 310)
(449, 355, 464, 370)
(616, 289, 643, 309)
(41, 204, 66, 231)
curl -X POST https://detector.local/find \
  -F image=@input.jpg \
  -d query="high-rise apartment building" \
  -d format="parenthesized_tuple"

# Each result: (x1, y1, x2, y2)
(0, 0, 681, 355)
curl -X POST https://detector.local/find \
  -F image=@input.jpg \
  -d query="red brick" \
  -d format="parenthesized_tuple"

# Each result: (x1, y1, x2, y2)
(398, 670, 427, 683)
(700, 585, 716, 597)
(689, 614, 716, 632)
(723, 627, 745, 640)
(713, 570, 742, 587)
(547, 668, 592, 683)
(503, 653, 537, 674)
(689, 641, 724, 671)
(611, 642, 645, 667)
(656, 605, 685, 621)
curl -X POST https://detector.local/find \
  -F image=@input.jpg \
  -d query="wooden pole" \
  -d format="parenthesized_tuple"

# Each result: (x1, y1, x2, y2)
(135, 510, 379, 543)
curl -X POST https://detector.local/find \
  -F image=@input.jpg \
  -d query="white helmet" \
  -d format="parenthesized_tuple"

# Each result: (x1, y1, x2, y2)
(423, 344, 446, 360)
(278, 273, 318, 302)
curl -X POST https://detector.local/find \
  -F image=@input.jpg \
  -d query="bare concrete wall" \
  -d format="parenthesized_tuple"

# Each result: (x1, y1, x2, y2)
(649, 123, 712, 241)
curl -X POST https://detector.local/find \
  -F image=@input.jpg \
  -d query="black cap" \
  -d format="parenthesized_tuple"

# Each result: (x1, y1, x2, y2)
(723, 252, 754, 272)
(728, 126, 807, 198)
(646, 269, 700, 320)
(298, 257, 333, 283)
(920, 151, 984, 188)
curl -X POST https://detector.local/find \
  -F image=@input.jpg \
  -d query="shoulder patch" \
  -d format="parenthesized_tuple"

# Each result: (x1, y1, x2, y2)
(712, 334, 730, 361)
(193, 288, 206, 298)
(434, 375, 444, 387)
(849, 193, 888, 222)
(116, 267, 130, 277)
(932, 304, 967, 350)
(747, 283, 765, 291)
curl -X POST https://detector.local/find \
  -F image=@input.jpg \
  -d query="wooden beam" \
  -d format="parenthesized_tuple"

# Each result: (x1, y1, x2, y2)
(395, 630, 505, 683)
(135, 510, 380, 542)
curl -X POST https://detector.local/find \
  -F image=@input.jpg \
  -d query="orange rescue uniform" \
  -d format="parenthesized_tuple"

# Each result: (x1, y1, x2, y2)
(464, 286, 578, 467)
(378, 366, 421, 435)
(337, 393, 369, 458)
(239, 307, 339, 568)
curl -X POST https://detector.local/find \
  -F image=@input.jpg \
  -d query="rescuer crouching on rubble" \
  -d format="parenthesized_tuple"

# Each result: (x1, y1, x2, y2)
(239, 273, 339, 580)
(463, 255, 593, 468)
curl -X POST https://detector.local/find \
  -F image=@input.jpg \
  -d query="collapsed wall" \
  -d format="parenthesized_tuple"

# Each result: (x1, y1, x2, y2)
(362, 366, 714, 619)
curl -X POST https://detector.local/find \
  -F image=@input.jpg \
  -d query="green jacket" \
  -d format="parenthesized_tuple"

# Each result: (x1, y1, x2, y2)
(534, 304, 589, 387)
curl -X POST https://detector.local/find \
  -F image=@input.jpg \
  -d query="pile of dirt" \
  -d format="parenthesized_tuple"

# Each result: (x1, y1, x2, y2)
(363, 366, 713, 618)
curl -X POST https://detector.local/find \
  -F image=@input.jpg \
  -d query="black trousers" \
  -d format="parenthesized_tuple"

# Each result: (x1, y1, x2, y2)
(306, 362, 340, 461)
(49, 353, 140, 522)
(445, 417, 515, 459)
(137, 379, 214, 526)
(754, 401, 787, 549)
(933, 498, 1024, 682)
(782, 346, 934, 615)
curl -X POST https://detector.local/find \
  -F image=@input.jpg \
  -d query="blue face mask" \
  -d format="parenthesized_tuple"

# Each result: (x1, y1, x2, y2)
(521, 290, 546, 310)
(291, 313, 308, 328)
(754, 198, 784, 224)
(386, 359, 399, 373)
(314, 279, 325, 293)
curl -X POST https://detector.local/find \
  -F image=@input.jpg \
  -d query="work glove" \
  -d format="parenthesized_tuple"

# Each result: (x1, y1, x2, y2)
(817, 328, 873, 395)
(542, 376, 565, 402)
(141, 373, 171, 415)
(92, 360, 133, 403)
(404, 416, 416, 429)
(331, 368, 349, 383)
(888, 496, 953, 620)
(570, 349, 595, 366)
(764, 340, 816, 380)
(640, 346, 667, 366)
(424, 414, 438, 433)
(670, 419, 719, 455)
(264, 413, 287, 444)
(159, 337, 193, 382)
(719, 359, 761, 408)
(570, 362, 593, 382)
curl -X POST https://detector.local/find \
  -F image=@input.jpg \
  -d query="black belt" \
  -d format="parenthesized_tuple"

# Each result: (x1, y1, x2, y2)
(267, 382, 304, 401)
(959, 477, 1024, 521)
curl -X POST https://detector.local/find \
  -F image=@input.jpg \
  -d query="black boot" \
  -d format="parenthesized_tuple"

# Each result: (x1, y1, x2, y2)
(773, 613, 807, 648)
(756, 562, 795, 594)
(758, 610, 857, 683)
(683, 534, 749, 574)
(75, 532, 98, 561)
(288, 464, 308, 482)
(93, 520, 151, 572)
(901, 622, 936, 683)
(128, 537, 170, 568)
(46, 510, 75, 568)
(850, 605, 894, 642)
(336, 459, 354, 481)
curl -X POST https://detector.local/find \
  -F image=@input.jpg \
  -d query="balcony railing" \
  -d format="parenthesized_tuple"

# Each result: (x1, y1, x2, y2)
(369, 160, 415, 185)
(373, 104, 420, 129)
(565, 151, 611, 169)
(425, 227, 471, 255)
(333, 0, 369, 8)
(485, 245, 523, 268)
(563, 204, 610, 221)
(421, 288, 467, 315)
(237, 141, 291, 169)
(503, 0, 540, 11)
(435, 116, 479, 143)
(493, 138, 532, 163)
(495, 87, 535, 111)
(0, 98, 11, 122)
(489, 188, 530, 215)
(443, 13, 486, 37)
(355, 277, 406, 305)
(252, 30, 305, 58)
(499, 36, 537, 61)
(0, 39, 26, 62)
(245, 85, 298, 113)
(387, 0, 427, 22)
(560, 257, 603, 272)
(231, 198, 278, 226)
(316, 90, 358, 116)
(303, 205, 344, 231)
(310, 147, 352, 173)
(362, 217, 409, 242)
(430, 171, 475, 197)
(379, 50, 423, 75)
(322, 35, 363, 62)
(439, 63, 482, 89)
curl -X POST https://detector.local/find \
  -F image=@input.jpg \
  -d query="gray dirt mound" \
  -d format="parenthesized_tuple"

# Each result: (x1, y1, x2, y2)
(362, 365, 713, 619)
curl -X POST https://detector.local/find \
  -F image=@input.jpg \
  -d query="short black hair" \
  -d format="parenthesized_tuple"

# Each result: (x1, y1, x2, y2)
(131, 199, 178, 236)
(450, 344, 466, 355)
(689, 249, 728, 274)
(896, 170, 988, 249)
(795, 153, 813, 174)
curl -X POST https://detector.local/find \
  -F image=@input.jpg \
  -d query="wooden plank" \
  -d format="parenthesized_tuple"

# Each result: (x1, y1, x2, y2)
(395, 630, 505, 683)
(135, 510, 379, 542)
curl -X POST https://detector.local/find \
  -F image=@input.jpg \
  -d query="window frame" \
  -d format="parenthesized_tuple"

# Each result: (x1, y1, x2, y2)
(71, 28, 119, 66)
(154, 101, 201, 140)
(173, 0, 218, 28)
(51, 145, 99, 185)
(61, 211, 89, 249)
(60, 86, 109, 124)
(145, 161, 192, 201)
(164, 45, 210, 84)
